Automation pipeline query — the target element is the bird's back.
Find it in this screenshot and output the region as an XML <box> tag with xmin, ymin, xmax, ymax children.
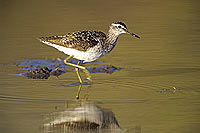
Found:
<box><xmin>38</xmin><ymin>31</ymin><xmax>107</xmax><ymax>52</ymax></box>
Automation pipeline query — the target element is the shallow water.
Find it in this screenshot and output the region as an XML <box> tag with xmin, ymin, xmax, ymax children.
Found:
<box><xmin>1</xmin><ymin>0</ymin><xmax>200</xmax><ymax>132</ymax></box>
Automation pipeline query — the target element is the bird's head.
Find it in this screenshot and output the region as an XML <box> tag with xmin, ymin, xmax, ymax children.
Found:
<box><xmin>110</xmin><ymin>21</ymin><xmax>140</xmax><ymax>38</ymax></box>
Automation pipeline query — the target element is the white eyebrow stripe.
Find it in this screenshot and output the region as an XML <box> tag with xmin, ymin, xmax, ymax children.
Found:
<box><xmin>111</xmin><ymin>23</ymin><xmax>126</xmax><ymax>29</ymax></box>
<box><xmin>112</xmin><ymin>23</ymin><xmax>120</xmax><ymax>27</ymax></box>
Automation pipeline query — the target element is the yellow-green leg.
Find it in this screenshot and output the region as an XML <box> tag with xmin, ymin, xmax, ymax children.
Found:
<box><xmin>75</xmin><ymin>61</ymin><xmax>83</xmax><ymax>84</ymax></box>
<box><xmin>64</xmin><ymin>55</ymin><xmax>73</xmax><ymax>62</ymax></box>
<box><xmin>64</xmin><ymin>56</ymin><xmax>92</xmax><ymax>82</ymax></box>
<box><xmin>76</xmin><ymin>85</ymin><xmax>82</xmax><ymax>99</ymax></box>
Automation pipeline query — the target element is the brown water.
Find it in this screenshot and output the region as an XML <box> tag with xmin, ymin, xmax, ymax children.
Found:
<box><xmin>1</xmin><ymin>0</ymin><xmax>200</xmax><ymax>132</ymax></box>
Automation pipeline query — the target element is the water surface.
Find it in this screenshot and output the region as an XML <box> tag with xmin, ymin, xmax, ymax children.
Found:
<box><xmin>0</xmin><ymin>0</ymin><xmax>200</xmax><ymax>132</ymax></box>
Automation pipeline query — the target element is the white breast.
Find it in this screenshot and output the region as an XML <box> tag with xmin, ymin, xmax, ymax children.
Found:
<box><xmin>41</xmin><ymin>41</ymin><xmax>103</xmax><ymax>63</ymax></box>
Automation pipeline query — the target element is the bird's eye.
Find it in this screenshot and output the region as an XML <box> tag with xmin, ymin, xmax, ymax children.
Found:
<box><xmin>118</xmin><ymin>25</ymin><xmax>122</xmax><ymax>28</ymax></box>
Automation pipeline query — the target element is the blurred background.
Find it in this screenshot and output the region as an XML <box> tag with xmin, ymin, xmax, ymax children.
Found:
<box><xmin>0</xmin><ymin>0</ymin><xmax>200</xmax><ymax>132</ymax></box>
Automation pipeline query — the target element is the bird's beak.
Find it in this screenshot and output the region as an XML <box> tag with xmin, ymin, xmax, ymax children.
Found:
<box><xmin>125</xmin><ymin>29</ymin><xmax>140</xmax><ymax>39</ymax></box>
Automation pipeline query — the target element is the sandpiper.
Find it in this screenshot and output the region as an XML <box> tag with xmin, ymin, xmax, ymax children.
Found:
<box><xmin>38</xmin><ymin>21</ymin><xmax>140</xmax><ymax>84</ymax></box>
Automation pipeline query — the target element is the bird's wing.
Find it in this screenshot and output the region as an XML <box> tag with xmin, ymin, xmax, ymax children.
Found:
<box><xmin>38</xmin><ymin>31</ymin><xmax>106</xmax><ymax>52</ymax></box>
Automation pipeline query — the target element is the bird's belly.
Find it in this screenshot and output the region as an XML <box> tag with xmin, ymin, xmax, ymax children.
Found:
<box><xmin>41</xmin><ymin>41</ymin><xmax>103</xmax><ymax>63</ymax></box>
<box><xmin>62</xmin><ymin>46</ymin><xmax>103</xmax><ymax>63</ymax></box>
<box><xmin>72</xmin><ymin>46</ymin><xmax>103</xmax><ymax>63</ymax></box>
<box><xmin>69</xmin><ymin>50</ymin><xmax>101</xmax><ymax>63</ymax></box>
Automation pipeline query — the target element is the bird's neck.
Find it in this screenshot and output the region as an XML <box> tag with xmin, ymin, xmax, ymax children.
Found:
<box><xmin>104</xmin><ymin>29</ymin><xmax>120</xmax><ymax>54</ymax></box>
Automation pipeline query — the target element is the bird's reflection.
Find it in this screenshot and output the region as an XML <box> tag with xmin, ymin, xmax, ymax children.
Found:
<box><xmin>43</xmin><ymin>101</ymin><xmax>121</xmax><ymax>132</ymax></box>
<box><xmin>43</xmin><ymin>85</ymin><xmax>141</xmax><ymax>133</ymax></box>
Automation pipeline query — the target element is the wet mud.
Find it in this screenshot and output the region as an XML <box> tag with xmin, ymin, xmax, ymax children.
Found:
<box><xmin>16</xmin><ymin>58</ymin><xmax>123</xmax><ymax>79</ymax></box>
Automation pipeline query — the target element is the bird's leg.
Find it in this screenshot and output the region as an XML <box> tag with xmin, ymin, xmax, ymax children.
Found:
<box><xmin>75</xmin><ymin>61</ymin><xmax>83</xmax><ymax>84</ymax></box>
<box><xmin>76</xmin><ymin>85</ymin><xmax>82</xmax><ymax>99</ymax></box>
<box><xmin>64</xmin><ymin>55</ymin><xmax>74</xmax><ymax>63</ymax></box>
<box><xmin>82</xmin><ymin>67</ymin><xmax>92</xmax><ymax>82</ymax></box>
<box><xmin>64</xmin><ymin>56</ymin><xmax>92</xmax><ymax>82</ymax></box>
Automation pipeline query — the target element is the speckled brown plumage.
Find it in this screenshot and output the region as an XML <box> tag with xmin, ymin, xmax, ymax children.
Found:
<box><xmin>38</xmin><ymin>31</ymin><xmax>107</xmax><ymax>52</ymax></box>
<box><xmin>38</xmin><ymin>21</ymin><xmax>140</xmax><ymax>63</ymax></box>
